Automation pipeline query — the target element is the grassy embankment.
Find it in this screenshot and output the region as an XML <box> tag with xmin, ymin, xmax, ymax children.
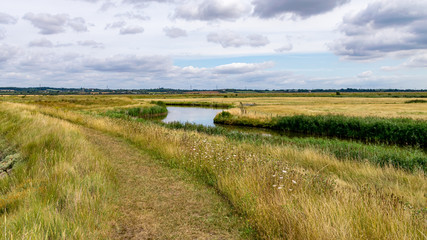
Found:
<box><xmin>159</xmin><ymin>100</ymin><xmax>233</xmax><ymax>109</ymax></box>
<box><xmin>22</xmin><ymin>102</ymin><xmax>426</xmax><ymax>239</ymax></box>
<box><xmin>160</xmin><ymin>121</ymin><xmax>427</xmax><ymax>173</ymax></box>
<box><xmin>103</xmin><ymin>102</ymin><xmax>168</xmax><ymax>119</ymax></box>
<box><xmin>0</xmin><ymin>103</ymin><xmax>116</xmax><ymax>239</ymax></box>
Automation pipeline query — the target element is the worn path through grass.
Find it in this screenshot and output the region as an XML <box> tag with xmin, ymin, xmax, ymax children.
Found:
<box><xmin>81</xmin><ymin>127</ymin><xmax>249</xmax><ymax>239</ymax></box>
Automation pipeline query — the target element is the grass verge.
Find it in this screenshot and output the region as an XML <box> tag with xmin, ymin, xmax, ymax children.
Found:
<box><xmin>0</xmin><ymin>103</ymin><xmax>116</xmax><ymax>239</ymax></box>
<box><xmin>160</xmin><ymin>121</ymin><xmax>427</xmax><ymax>173</ymax></box>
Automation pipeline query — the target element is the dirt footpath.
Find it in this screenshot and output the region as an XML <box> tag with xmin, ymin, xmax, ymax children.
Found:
<box><xmin>82</xmin><ymin>127</ymin><xmax>248</xmax><ymax>240</ymax></box>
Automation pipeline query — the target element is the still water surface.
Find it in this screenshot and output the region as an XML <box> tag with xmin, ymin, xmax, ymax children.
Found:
<box><xmin>162</xmin><ymin>106</ymin><xmax>224</xmax><ymax>127</ymax></box>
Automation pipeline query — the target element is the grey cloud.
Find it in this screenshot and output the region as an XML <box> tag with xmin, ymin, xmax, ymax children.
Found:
<box><xmin>275</xmin><ymin>43</ymin><xmax>293</xmax><ymax>53</ymax></box>
<box><xmin>252</xmin><ymin>0</ymin><xmax>350</xmax><ymax>19</ymax></box>
<box><xmin>163</xmin><ymin>27</ymin><xmax>187</xmax><ymax>38</ymax></box>
<box><xmin>247</xmin><ymin>34</ymin><xmax>270</xmax><ymax>47</ymax></box>
<box><xmin>207</xmin><ymin>31</ymin><xmax>269</xmax><ymax>48</ymax></box>
<box><xmin>0</xmin><ymin>29</ymin><xmax>5</xmax><ymax>40</ymax></box>
<box><xmin>100</xmin><ymin>1</ymin><xmax>117</xmax><ymax>11</ymax></box>
<box><xmin>71</xmin><ymin>0</ymin><xmax>117</xmax><ymax>11</ymax></box>
<box><xmin>0</xmin><ymin>12</ymin><xmax>18</xmax><ymax>24</ymax></box>
<box><xmin>72</xmin><ymin>0</ymin><xmax>100</xmax><ymax>2</ymax></box>
<box><xmin>120</xmin><ymin>26</ymin><xmax>144</xmax><ymax>34</ymax></box>
<box><xmin>105</xmin><ymin>21</ymin><xmax>126</xmax><ymax>29</ymax></box>
<box><xmin>174</xmin><ymin>0</ymin><xmax>251</xmax><ymax>21</ymax></box>
<box><xmin>23</xmin><ymin>13</ymin><xmax>89</xmax><ymax>35</ymax></box>
<box><xmin>77</xmin><ymin>40</ymin><xmax>105</xmax><ymax>48</ymax></box>
<box><xmin>332</xmin><ymin>0</ymin><xmax>427</xmax><ymax>60</ymax></box>
<box><xmin>28</xmin><ymin>38</ymin><xmax>54</xmax><ymax>48</ymax></box>
<box><xmin>68</xmin><ymin>17</ymin><xmax>88</xmax><ymax>32</ymax></box>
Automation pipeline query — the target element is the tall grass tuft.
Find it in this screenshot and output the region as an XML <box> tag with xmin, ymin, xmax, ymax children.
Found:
<box><xmin>0</xmin><ymin>103</ymin><xmax>116</xmax><ymax>239</ymax></box>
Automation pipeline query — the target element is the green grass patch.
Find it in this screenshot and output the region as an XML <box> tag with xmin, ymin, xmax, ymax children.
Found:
<box><xmin>215</xmin><ymin>112</ymin><xmax>427</xmax><ymax>149</ymax></box>
<box><xmin>161</xmin><ymin>121</ymin><xmax>427</xmax><ymax>173</ymax></box>
<box><xmin>104</xmin><ymin>103</ymin><xmax>168</xmax><ymax>119</ymax></box>
<box><xmin>405</xmin><ymin>99</ymin><xmax>427</xmax><ymax>103</ymax></box>
<box><xmin>161</xmin><ymin>101</ymin><xmax>233</xmax><ymax>108</ymax></box>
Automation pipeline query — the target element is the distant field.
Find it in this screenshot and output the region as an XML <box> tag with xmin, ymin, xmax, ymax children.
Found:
<box><xmin>146</xmin><ymin>96</ymin><xmax>427</xmax><ymax>120</ymax></box>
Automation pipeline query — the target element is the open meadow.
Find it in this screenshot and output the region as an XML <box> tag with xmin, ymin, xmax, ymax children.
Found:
<box><xmin>0</xmin><ymin>93</ymin><xmax>426</xmax><ymax>239</ymax></box>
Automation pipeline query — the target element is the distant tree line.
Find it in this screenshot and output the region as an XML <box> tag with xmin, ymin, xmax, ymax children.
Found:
<box><xmin>0</xmin><ymin>87</ymin><xmax>425</xmax><ymax>95</ymax></box>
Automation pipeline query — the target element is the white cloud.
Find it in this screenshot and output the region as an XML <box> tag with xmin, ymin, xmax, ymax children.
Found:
<box><xmin>213</xmin><ymin>62</ymin><xmax>274</xmax><ymax>74</ymax></box>
<box><xmin>0</xmin><ymin>29</ymin><xmax>5</xmax><ymax>40</ymax></box>
<box><xmin>357</xmin><ymin>70</ymin><xmax>373</xmax><ymax>78</ymax></box>
<box><xmin>0</xmin><ymin>0</ymin><xmax>425</xmax><ymax>89</ymax></box>
<box><xmin>0</xmin><ymin>44</ymin><xmax>18</xmax><ymax>63</ymax></box>
<box><xmin>332</xmin><ymin>0</ymin><xmax>427</xmax><ymax>60</ymax></box>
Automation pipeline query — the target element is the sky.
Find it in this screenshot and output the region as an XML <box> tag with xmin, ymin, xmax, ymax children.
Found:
<box><xmin>0</xmin><ymin>0</ymin><xmax>426</xmax><ymax>90</ymax></box>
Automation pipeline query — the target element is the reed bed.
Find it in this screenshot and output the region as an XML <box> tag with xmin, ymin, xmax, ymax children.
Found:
<box><xmin>215</xmin><ymin>112</ymin><xmax>427</xmax><ymax>149</ymax></box>
<box><xmin>104</xmin><ymin>104</ymin><xmax>168</xmax><ymax>119</ymax></box>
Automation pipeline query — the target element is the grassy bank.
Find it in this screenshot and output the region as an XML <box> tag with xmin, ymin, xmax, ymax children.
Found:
<box><xmin>0</xmin><ymin>103</ymin><xmax>116</xmax><ymax>239</ymax></box>
<box><xmin>24</xmin><ymin>104</ymin><xmax>427</xmax><ymax>239</ymax></box>
<box><xmin>214</xmin><ymin>112</ymin><xmax>427</xmax><ymax>149</ymax></box>
<box><xmin>159</xmin><ymin>100</ymin><xmax>233</xmax><ymax>108</ymax></box>
<box><xmin>160</xmin><ymin>121</ymin><xmax>427</xmax><ymax>173</ymax></box>
<box><xmin>103</xmin><ymin>104</ymin><xmax>167</xmax><ymax>119</ymax></box>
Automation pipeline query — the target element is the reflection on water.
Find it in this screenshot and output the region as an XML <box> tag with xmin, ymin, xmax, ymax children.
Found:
<box><xmin>162</xmin><ymin>106</ymin><xmax>224</xmax><ymax>127</ymax></box>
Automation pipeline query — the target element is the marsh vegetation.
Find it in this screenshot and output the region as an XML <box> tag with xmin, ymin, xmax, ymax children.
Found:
<box><xmin>0</xmin><ymin>93</ymin><xmax>426</xmax><ymax>239</ymax></box>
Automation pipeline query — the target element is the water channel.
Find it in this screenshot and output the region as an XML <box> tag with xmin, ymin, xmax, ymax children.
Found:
<box><xmin>162</xmin><ymin>106</ymin><xmax>298</xmax><ymax>137</ymax></box>
<box><xmin>162</xmin><ymin>106</ymin><xmax>223</xmax><ymax>127</ymax></box>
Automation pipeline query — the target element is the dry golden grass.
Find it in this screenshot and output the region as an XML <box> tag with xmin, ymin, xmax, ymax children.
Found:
<box><xmin>22</xmin><ymin>102</ymin><xmax>426</xmax><ymax>239</ymax></box>
<box><xmin>0</xmin><ymin>102</ymin><xmax>116</xmax><ymax>239</ymax></box>
<box><xmin>0</xmin><ymin>102</ymin><xmax>251</xmax><ymax>239</ymax></box>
